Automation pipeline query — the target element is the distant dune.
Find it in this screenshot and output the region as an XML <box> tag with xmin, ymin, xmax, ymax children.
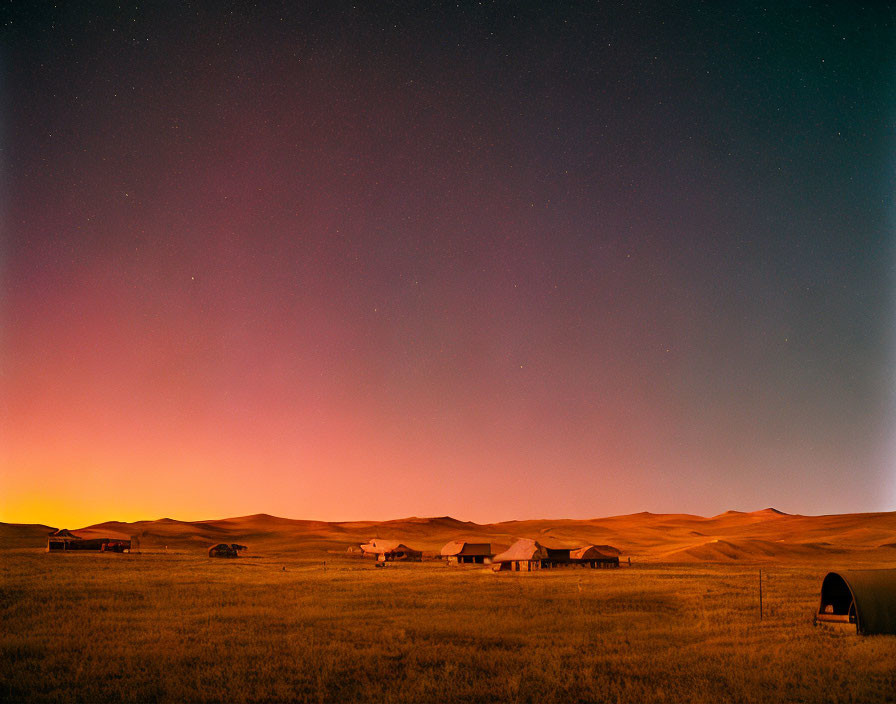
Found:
<box><xmin>3</xmin><ymin>509</ymin><xmax>896</xmax><ymax>562</ymax></box>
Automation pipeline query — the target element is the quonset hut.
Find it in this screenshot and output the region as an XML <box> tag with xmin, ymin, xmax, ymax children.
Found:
<box><xmin>815</xmin><ymin>569</ymin><xmax>896</xmax><ymax>635</ymax></box>
<box><xmin>440</xmin><ymin>541</ymin><xmax>493</xmax><ymax>564</ymax></box>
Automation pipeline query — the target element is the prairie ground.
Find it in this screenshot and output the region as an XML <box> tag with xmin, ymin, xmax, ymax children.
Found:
<box><xmin>1</xmin><ymin>552</ymin><xmax>894</xmax><ymax>703</ymax></box>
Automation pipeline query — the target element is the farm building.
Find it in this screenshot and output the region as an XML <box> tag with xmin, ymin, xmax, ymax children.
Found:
<box><xmin>569</xmin><ymin>546</ymin><xmax>620</xmax><ymax>568</ymax></box>
<box><xmin>440</xmin><ymin>541</ymin><xmax>493</xmax><ymax>564</ymax></box>
<box><xmin>815</xmin><ymin>569</ymin><xmax>896</xmax><ymax>635</ymax></box>
<box><xmin>544</xmin><ymin>547</ymin><xmax>572</xmax><ymax>567</ymax></box>
<box><xmin>359</xmin><ymin>539</ymin><xmax>422</xmax><ymax>561</ymax></box>
<box><xmin>492</xmin><ymin>538</ymin><xmax>548</xmax><ymax>571</ymax></box>
<box><xmin>47</xmin><ymin>528</ymin><xmax>132</xmax><ymax>552</ymax></box>
<box><xmin>208</xmin><ymin>543</ymin><xmax>247</xmax><ymax>558</ymax></box>
<box><xmin>542</xmin><ymin>545</ymin><xmax>619</xmax><ymax>568</ymax></box>
<box><xmin>493</xmin><ymin>539</ymin><xmax>620</xmax><ymax>571</ymax></box>
<box><xmin>46</xmin><ymin>529</ymin><xmax>81</xmax><ymax>551</ymax></box>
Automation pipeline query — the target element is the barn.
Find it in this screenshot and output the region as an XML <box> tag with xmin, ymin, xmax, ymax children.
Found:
<box><xmin>440</xmin><ymin>541</ymin><xmax>493</xmax><ymax>564</ymax></box>
<box><xmin>359</xmin><ymin>539</ymin><xmax>422</xmax><ymax>562</ymax></box>
<box><xmin>815</xmin><ymin>569</ymin><xmax>896</xmax><ymax>635</ymax></box>
<box><xmin>47</xmin><ymin>528</ymin><xmax>132</xmax><ymax>552</ymax></box>
<box><xmin>492</xmin><ymin>538</ymin><xmax>548</xmax><ymax>571</ymax></box>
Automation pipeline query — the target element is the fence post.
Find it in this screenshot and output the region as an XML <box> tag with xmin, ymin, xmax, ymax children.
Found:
<box><xmin>759</xmin><ymin>569</ymin><xmax>763</xmax><ymax>621</ymax></box>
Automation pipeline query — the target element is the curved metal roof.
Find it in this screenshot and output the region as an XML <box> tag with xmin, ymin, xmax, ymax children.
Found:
<box><xmin>819</xmin><ymin>569</ymin><xmax>896</xmax><ymax>635</ymax></box>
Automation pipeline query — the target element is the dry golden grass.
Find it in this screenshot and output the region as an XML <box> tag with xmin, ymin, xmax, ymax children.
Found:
<box><xmin>2</xmin><ymin>551</ymin><xmax>895</xmax><ymax>703</ymax></box>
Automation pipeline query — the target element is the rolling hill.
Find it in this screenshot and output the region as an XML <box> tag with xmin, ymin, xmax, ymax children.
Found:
<box><xmin>3</xmin><ymin>509</ymin><xmax>896</xmax><ymax>562</ymax></box>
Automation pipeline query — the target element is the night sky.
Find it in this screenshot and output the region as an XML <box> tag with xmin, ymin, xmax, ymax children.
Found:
<box><xmin>2</xmin><ymin>2</ymin><xmax>894</xmax><ymax>526</ymax></box>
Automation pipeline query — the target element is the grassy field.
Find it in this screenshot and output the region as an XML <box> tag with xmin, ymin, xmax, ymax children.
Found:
<box><xmin>2</xmin><ymin>552</ymin><xmax>894</xmax><ymax>703</ymax></box>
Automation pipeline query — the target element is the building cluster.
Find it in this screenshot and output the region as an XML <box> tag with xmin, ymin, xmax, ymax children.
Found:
<box><xmin>491</xmin><ymin>538</ymin><xmax>620</xmax><ymax>571</ymax></box>
<box><xmin>356</xmin><ymin>536</ymin><xmax>620</xmax><ymax>569</ymax></box>
<box><xmin>46</xmin><ymin>528</ymin><xmax>132</xmax><ymax>552</ymax></box>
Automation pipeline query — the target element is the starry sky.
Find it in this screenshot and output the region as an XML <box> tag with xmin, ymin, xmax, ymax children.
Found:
<box><xmin>2</xmin><ymin>2</ymin><xmax>894</xmax><ymax>527</ymax></box>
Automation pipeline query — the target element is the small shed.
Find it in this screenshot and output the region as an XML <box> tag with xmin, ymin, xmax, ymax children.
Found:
<box><xmin>815</xmin><ymin>569</ymin><xmax>896</xmax><ymax>635</ymax></box>
<box><xmin>440</xmin><ymin>541</ymin><xmax>493</xmax><ymax>564</ymax></box>
<box><xmin>359</xmin><ymin>539</ymin><xmax>422</xmax><ymax>562</ymax></box>
<box><xmin>208</xmin><ymin>543</ymin><xmax>247</xmax><ymax>558</ymax></box>
<box><xmin>492</xmin><ymin>539</ymin><xmax>548</xmax><ymax>571</ymax></box>
<box><xmin>47</xmin><ymin>529</ymin><xmax>83</xmax><ymax>551</ymax></box>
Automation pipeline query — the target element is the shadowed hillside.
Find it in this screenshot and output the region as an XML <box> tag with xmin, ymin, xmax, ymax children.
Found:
<box><xmin>0</xmin><ymin>523</ymin><xmax>57</xmax><ymax>550</ymax></box>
